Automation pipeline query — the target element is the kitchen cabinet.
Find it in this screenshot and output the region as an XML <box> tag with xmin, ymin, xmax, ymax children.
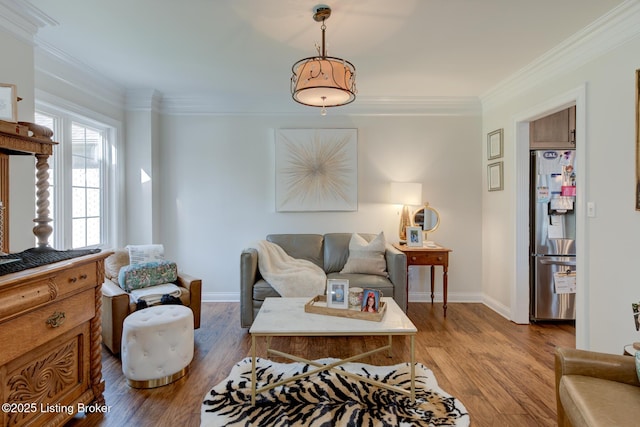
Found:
<box><xmin>530</xmin><ymin>106</ymin><xmax>576</xmax><ymax>149</ymax></box>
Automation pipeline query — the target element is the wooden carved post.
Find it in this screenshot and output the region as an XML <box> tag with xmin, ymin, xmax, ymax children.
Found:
<box><xmin>33</xmin><ymin>153</ymin><xmax>53</xmax><ymax>250</ymax></box>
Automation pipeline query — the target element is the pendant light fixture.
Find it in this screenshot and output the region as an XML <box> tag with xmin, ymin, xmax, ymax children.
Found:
<box><xmin>291</xmin><ymin>4</ymin><xmax>356</xmax><ymax>115</ymax></box>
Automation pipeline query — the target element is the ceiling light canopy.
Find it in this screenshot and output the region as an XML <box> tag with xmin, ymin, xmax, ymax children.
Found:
<box><xmin>291</xmin><ymin>5</ymin><xmax>356</xmax><ymax>115</ymax></box>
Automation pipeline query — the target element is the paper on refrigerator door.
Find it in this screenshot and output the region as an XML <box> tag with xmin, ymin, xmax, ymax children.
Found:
<box><xmin>548</xmin><ymin>215</ymin><xmax>564</xmax><ymax>238</ymax></box>
<box><xmin>554</xmin><ymin>271</ymin><xmax>576</xmax><ymax>294</ymax></box>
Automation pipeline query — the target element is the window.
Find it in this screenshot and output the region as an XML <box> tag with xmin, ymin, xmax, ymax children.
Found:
<box><xmin>35</xmin><ymin>106</ymin><xmax>116</xmax><ymax>250</ymax></box>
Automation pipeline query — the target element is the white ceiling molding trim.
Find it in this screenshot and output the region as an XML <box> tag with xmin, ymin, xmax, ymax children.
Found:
<box><xmin>159</xmin><ymin>95</ymin><xmax>482</xmax><ymax>117</ymax></box>
<box><xmin>0</xmin><ymin>0</ymin><xmax>51</xmax><ymax>43</ymax></box>
<box><xmin>481</xmin><ymin>0</ymin><xmax>640</xmax><ymax>111</ymax></box>
<box><xmin>125</xmin><ymin>89</ymin><xmax>162</xmax><ymax>112</ymax></box>
<box><xmin>34</xmin><ymin>42</ymin><xmax>126</xmax><ymax>110</ymax></box>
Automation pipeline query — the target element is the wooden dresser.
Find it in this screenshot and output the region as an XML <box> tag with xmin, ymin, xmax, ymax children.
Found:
<box><xmin>0</xmin><ymin>251</ymin><xmax>111</xmax><ymax>426</ymax></box>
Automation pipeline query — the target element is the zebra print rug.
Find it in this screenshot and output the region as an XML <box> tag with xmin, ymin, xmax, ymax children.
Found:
<box><xmin>201</xmin><ymin>357</ymin><xmax>469</xmax><ymax>426</ymax></box>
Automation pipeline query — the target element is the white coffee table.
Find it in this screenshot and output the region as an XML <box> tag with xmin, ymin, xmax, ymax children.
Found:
<box><xmin>249</xmin><ymin>297</ymin><xmax>418</xmax><ymax>405</ymax></box>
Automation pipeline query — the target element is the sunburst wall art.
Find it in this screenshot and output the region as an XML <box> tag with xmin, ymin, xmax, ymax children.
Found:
<box><xmin>275</xmin><ymin>129</ymin><xmax>358</xmax><ymax>212</ymax></box>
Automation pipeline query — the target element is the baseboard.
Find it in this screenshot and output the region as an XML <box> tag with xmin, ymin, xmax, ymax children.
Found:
<box><xmin>408</xmin><ymin>291</ymin><xmax>483</xmax><ymax>303</ymax></box>
<box><xmin>202</xmin><ymin>292</ymin><xmax>239</xmax><ymax>302</ymax></box>
<box><xmin>481</xmin><ymin>294</ymin><xmax>513</xmax><ymax>321</ymax></box>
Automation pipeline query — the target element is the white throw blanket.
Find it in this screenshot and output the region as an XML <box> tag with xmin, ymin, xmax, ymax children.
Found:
<box><xmin>252</xmin><ymin>240</ymin><xmax>326</xmax><ymax>297</ymax></box>
<box><xmin>129</xmin><ymin>283</ymin><xmax>182</xmax><ymax>305</ymax></box>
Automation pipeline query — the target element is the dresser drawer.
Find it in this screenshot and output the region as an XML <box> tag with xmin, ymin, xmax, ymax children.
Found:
<box><xmin>56</xmin><ymin>263</ymin><xmax>97</xmax><ymax>295</ymax></box>
<box><xmin>0</xmin><ymin>278</ymin><xmax>56</xmax><ymax>321</ymax></box>
<box><xmin>407</xmin><ymin>252</ymin><xmax>448</xmax><ymax>266</ymax></box>
<box><xmin>0</xmin><ymin>289</ymin><xmax>95</xmax><ymax>366</ymax></box>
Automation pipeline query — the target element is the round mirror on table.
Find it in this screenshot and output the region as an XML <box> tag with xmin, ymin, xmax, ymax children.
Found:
<box><xmin>412</xmin><ymin>204</ymin><xmax>440</xmax><ymax>241</ymax></box>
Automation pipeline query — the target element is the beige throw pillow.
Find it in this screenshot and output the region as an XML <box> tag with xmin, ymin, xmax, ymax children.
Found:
<box><xmin>104</xmin><ymin>250</ymin><xmax>130</xmax><ymax>284</ymax></box>
<box><xmin>340</xmin><ymin>232</ymin><xmax>388</xmax><ymax>277</ymax></box>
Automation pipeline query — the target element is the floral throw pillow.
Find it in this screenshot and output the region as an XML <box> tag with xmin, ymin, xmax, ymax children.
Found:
<box><xmin>118</xmin><ymin>260</ymin><xmax>178</xmax><ymax>292</ymax></box>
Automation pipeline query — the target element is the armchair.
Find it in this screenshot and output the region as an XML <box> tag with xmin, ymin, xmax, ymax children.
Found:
<box><xmin>101</xmin><ymin>249</ymin><xmax>202</xmax><ymax>354</ymax></box>
<box><xmin>555</xmin><ymin>346</ymin><xmax>640</xmax><ymax>426</ymax></box>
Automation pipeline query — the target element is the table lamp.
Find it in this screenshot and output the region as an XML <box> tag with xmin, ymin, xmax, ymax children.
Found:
<box><xmin>390</xmin><ymin>182</ymin><xmax>423</xmax><ymax>242</ymax></box>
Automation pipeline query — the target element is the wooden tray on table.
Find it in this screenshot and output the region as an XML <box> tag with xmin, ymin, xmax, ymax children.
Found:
<box><xmin>304</xmin><ymin>295</ymin><xmax>386</xmax><ymax>321</ymax></box>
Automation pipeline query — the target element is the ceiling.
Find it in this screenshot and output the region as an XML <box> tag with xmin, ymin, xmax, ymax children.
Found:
<box><xmin>23</xmin><ymin>0</ymin><xmax>626</xmax><ymax>113</ymax></box>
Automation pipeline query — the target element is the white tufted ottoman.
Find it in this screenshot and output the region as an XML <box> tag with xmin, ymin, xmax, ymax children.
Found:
<box><xmin>121</xmin><ymin>305</ymin><xmax>194</xmax><ymax>388</ymax></box>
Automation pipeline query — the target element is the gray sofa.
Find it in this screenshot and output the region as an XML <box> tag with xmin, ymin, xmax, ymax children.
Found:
<box><xmin>240</xmin><ymin>233</ymin><xmax>407</xmax><ymax>328</ymax></box>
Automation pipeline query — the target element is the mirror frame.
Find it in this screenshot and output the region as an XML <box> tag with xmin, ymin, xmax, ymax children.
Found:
<box><xmin>412</xmin><ymin>205</ymin><xmax>440</xmax><ymax>233</ymax></box>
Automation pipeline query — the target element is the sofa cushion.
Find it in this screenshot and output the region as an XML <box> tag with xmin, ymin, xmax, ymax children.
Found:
<box><xmin>253</xmin><ymin>278</ymin><xmax>282</xmax><ymax>301</ymax></box>
<box><xmin>323</xmin><ymin>233</ymin><xmax>354</xmax><ymax>273</ymax></box>
<box><xmin>560</xmin><ymin>374</ymin><xmax>640</xmax><ymax>427</ymax></box>
<box><xmin>118</xmin><ymin>260</ymin><xmax>178</xmax><ymax>292</ymax></box>
<box><xmin>340</xmin><ymin>232</ymin><xmax>388</xmax><ymax>277</ymax></box>
<box><xmin>266</xmin><ymin>234</ymin><xmax>324</xmax><ymax>269</ymax></box>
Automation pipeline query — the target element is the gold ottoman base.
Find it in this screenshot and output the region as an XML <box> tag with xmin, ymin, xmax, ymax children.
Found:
<box><xmin>126</xmin><ymin>365</ymin><xmax>190</xmax><ymax>389</ymax></box>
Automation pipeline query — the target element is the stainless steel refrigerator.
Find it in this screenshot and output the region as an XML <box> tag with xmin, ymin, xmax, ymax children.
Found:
<box><xmin>530</xmin><ymin>149</ymin><xmax>576</xmax><ymax>321</ymax></box>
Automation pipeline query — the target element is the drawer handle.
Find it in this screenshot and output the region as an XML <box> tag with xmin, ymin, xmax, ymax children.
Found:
<box><xmin>69</xmin><ymin>277</ymin><xmax>77</xmax><ymax>283</ymax></box>
<box><xmin>46</xmin><ymin>311</ymin><xmax>66</xmax><ymax>328</ymax></box>
<box><xmin>437</xmin><ymin>257</ymin><xmax>443</xmax><ymax>261</ymax></box>
<box><xmin>80</xmin><ymin>274</ymin><xmax>88</xmax><ymax>280</ymax></box>
<box><xmin>411</xmin><ymin>256</ymin><xmax>417</xmax><ymax>261</ymax></box>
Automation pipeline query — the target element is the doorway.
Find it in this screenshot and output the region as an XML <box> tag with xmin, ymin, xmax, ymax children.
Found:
<box><xmin>512</xmin><ymin>85</ymin><xmax>587</xmax><ymax>347</ymax></box>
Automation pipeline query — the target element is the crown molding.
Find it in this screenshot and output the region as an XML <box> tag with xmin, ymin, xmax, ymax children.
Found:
<box><xmin>34</xmin><ymin>41</ymin><xmax>126</xmax><ymax>110</ymax></box>
<box><xmin>125</xmin><ymin>89</ymin><xmax>162</xmax><ymax>112</ymax></box>
<box><xmin>0</xmin><ymin>0</ymin><xmax>54</xmax><ymax>43</ymax></box>
<box><xmin>481</xmin><ymin>0</ymin><xmax>640</xmax><ymax>111</ymax></box>
<box><xmin>159</xmin><ymin>94</ymin><xmax>482</xmax><ymax>117</ymax></box>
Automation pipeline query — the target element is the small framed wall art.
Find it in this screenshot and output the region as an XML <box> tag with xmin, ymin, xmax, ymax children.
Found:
<box><xmin>406</xmin><ymin>226</ymin><xmax>423</xmax><ymax>247</ymax></box>
<box><xmin>487</xmin><ymin>128</ymin><xmax>503</xmax><ymax>160</ymax></box>
<box><xmin>488</xmin><ymin>161</ymin><xmax>504</xmax><ymax>191</ymax></box>
<box><xmin>327</xmin><ymin>279</ymin><xmax>349</xmax><ymax>309</ymax></box>
<box><xmin>0</xmin><ymin>84</ymin><xmax>17</xmax><ymax>122</ymax></box>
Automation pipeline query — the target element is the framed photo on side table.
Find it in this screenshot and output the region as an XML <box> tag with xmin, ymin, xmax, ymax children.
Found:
<box><xmin>406</xmin><ymin>226</ymin><xmax>423</xmax><ymax>247</ymax></box>
<box><xmin>327</xmin><ymin>279</ymin><xmax>349</xmax><ymax>309</ymax></box>
<box><xmin>0</xmin><ymin>84</ymin><xmax>17</xmax><ymax>122</ymax></box>
<box><xmin>487</xmin><ymin>128</ymin><xmax>503</xmax><ymax>160</ymax></box>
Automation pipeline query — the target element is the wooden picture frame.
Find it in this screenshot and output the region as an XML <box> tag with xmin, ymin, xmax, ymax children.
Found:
<box><xmin>488</xmin><ymin>161</ymin><xmax>504</xmax><ymax>192</ymax></box>
<box><xmin>636</xmin><ymin>70</ymin><xmax>640</xmax><ymax>210</ymax></box>
<box><xmin>487</xmin><ymin>128</ymin><xmax>503</xmax><ymax>160</ymax></box>
<box><xmin>327</xmin><ymin>279</ymin><xmax>349</xmax><ymax>309</ymax></box>
<box><xmin>406</xmin><ymin>226</ymin><xmax>423</xmax><ymax>247</ymax></box>
<box><xmin>0</xmin><ymin>84</ymin><xmax>17</xmax><ymax>122</ymax></box>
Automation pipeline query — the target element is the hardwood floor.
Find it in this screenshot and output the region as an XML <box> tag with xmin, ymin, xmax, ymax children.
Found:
<box><xmin>66</xmin><ymin>302</ymin><xmax>575</xmax><ymax>427</ymax></box>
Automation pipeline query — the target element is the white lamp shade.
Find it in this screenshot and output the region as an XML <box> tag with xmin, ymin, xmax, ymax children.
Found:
<box><xmin>390</xmin><ymin>182</ymin><xmax>422</xmax><ymax>205</ymax></box>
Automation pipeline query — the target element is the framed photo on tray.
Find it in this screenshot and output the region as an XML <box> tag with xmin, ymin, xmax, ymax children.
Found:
<box><xmin>327</xmin><ymin>279</ymin><xmax>349</xmax><ymax>309</ymax></box>
<box><xmin>361</xmin><ymin>289</ymin><xmax>380</xmax><ymax>313</ymax></box>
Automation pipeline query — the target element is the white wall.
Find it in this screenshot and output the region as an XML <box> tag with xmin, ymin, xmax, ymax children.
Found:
<box><xmin>153</xmin><ymin>114</ymin><xmax>483</xmax><ymax>302</ymax></box>
<box><xmin>482</xmin><ymin>30</ymin><xmax>640</xmax><ymax>352</ymax></box>
<box><xmin>0</xmin><ymin>23</ymin><xmax>37</xmax><ymax>251</ymax></box>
